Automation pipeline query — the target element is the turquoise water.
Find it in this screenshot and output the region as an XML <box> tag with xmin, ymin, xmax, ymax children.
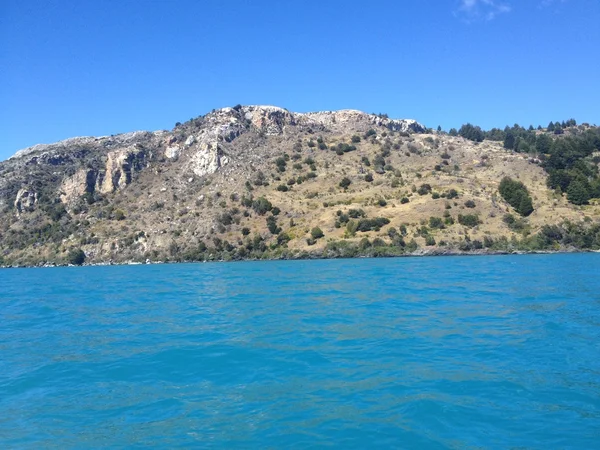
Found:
<box><xmin>1</xmin><ymin>254</ymin><xmax>599</xmax><ymax>448</ymax></box>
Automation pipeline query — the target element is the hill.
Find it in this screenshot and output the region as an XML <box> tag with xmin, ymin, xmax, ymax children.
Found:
<box><xmin>1</xmin><ymin>106</ymin><xmax>599</xmax><ymax>266</ymax></box>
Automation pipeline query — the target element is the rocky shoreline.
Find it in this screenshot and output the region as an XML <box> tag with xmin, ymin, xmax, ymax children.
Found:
<box><xmin>0</xmin><ymin>247</ymin><xmax>593</xmax><ymax>269</ymax></box>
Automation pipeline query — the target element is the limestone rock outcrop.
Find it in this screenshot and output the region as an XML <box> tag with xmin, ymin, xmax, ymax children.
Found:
<box><xmin>188</xmin><ymin>141</ymin><xmax>228</xmax><ymax>177</ymax></box>
<box><xmin>99</xmin><ymin>146</ymin><xmax>149</xmax><ymax>194</ymax></box>
<box><xmin>299</xmin><ymin>109</ymin><xmax>425</xmax><ymax>133</ymax></box>
<box><xmin>14</xmin><ymin>188</ymin><xmax>37</xmax><ymax>215</ymax></box>
<box><xmin>60</xmin><ymin>168</ymin><xmax>97</xmax><ymax>204</ymax></box>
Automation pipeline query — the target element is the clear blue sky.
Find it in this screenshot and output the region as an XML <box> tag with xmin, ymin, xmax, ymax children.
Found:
<box><xmin>1</xmin><ymin>0</ymin><xmax>599</xmax><ymax>160</ymax></box>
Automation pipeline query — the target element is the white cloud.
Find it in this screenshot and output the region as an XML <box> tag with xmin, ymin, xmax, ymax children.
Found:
<box><xmin>457</xmin><ymin>0</ymin><xmax>512</xmax><ymax>21</ymax></box>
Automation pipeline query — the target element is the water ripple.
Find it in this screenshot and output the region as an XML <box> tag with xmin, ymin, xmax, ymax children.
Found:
<box><xmin>1</xmin><ymin>254</ymin><xmax>600</xmax><ymax>448</ymax></box>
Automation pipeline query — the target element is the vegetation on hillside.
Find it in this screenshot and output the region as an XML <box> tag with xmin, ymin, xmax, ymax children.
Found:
<box><xmin>1</xmin><ymin>107</ymin><xmax>599</xmax><ymax>267</ymax></box>
<box><xmin>498</xmin><ymin>177</ymin><xmax>534</xmax><ymax>216</ymax></box>
<box><xmin>452</xmin><ymin>119</ymin><xmax>600</xmax><ymax>206</ymax></box>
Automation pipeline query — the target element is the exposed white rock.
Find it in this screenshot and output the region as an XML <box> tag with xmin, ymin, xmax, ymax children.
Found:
<box><xmin>14</xmin><ymin>188</ymin><xmax>37</xmax><ymax>215</ymax></box>
<box><xmin>10</xmin><ymin>130</ymin><xmax>164</xmax><ymax>160</ymax></box>
<box><xmin>165</xmin><ymin>145</ymin><xmax>181</xmax><ymax>159</ymax></box>
<box><xmin>99</xmin><ymin>146</ymin><xmax>149</xmax><ymax>194</ymax></box>
<box><xmin>185</xmin><ymin>135</ymin><xmax>196</xmax><ymax>147</ymax></box>
<box><xmin>60</xmin><ymin>168</ymin><xmax>96</xmax><ymax>204</ymax></box>
<box><xmin>298</xmin><ymin>109</ymin><xmax>425</xmax><ymax>133</ymax></box>
<box><xmin>187</xmin><ymin>141</ymin><xmax>227</xmax><ymax>177</ymax></box>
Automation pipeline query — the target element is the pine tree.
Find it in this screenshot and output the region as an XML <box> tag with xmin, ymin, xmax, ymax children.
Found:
<box><xmin>567</xmin><ymin>178</ymin><xmax>590</xmax><ymax>205</ymax></box>
<box><xmin>503</xmin><ymin>131</ymin><xmax>515</xmax><ymax>150</ymax></box>
<box><xmin>518</xmin><ymin>194</ymin><xmax>534</xmax><ymax>216</ymax></box>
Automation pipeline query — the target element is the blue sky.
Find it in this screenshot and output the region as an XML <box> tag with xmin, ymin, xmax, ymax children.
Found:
<box><xmin>1</xmin><ymin>0</ymin><xmax>599</xmax><ymax>160</ymax></box>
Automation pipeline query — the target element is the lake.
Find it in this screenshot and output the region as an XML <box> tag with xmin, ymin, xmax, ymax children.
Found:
<box><xmin>1</xmin><ymin>254</ymin><xmax>599</xmax><ymax>448</ymax></box>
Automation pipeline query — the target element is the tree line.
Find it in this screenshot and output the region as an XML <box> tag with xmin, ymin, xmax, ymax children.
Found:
<box><xmin>445</xmin><ymin>120</ymin><xmax>600</xmax><ymax>205</ymax></box>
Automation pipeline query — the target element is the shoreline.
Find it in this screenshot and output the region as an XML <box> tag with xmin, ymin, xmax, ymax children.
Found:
<box><xmin>0</xmin><ymin>247</ymin><xmax>595</xmax><ymax>269</ymax></box>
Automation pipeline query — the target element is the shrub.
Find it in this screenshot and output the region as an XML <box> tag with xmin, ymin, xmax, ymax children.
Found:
<box><xmin>351</xmin><ymin>135</ymin><xmax>361</xmax><ymax>143</ymax></box>
<box><xmin>275</xmin><ymin>157</ymin><xmax>287</xmax><ymax>172</ymax></box>
<box><xmin>335</xmin><ymin>143</ymin><xmax>357</xmax><ymax>154</ymax></box>
<box><xmin>241</xmin><ymin>227</ymin><xmax>250</xmax><ymax>236</ymax></box>
<box><xmin>372</xmin><ymin>238</ymin><xmax>386</xmax><ymax>247</ymax></box>
<box><xmin>339</xmin><ymin>177</ymin><xmax>352</xmax><ymax>189</ymax></box>
<box><xmin>114</xmin><ymin>209</ymin><xmax>126</xmax><ymax>221</ymax></box>
<box><xmin>356</xmin><ymin>217</ymin><xmax>390</xmax><ymax>232</ymax></box>
<box><xmin>446</xmin><ymin>189</ymin><xmax>459</xmax><ymax>199</ymax></box>
<box><xmin>252</xmin><ymin>197</ymin><xmax>273</xmax><ymax>215</ymax></box>
<box><xmin>266</xmin><ymin>216</ymin><xmax>280</xmax><ymax>234</ymax></box>
<box><xmin>472</xmin><ymin>240</ymin><xmax>483</xmax><ymax>250</ymax></box>
<box><xmin>365</xmin><ymin>173</ymin><xmax>373</xmax><ymax>182</ymax></box>
<box><xmin>400</xmin><ymin>197</ymin><xmax>409</xmax><ymax>204</ymax></box>
<box><xmin>425</xmin><ymin>235</ymin><xmax>436</xmax><ymax>246</ymax></box>
<box><xmin>503</xmin><ymin>213</ymin><xmax>527</xmax><ymax>231</ymax></box>
<box><xmin>348</xmin><ymin>209</ymin><xmax>365</xmax><ymax>218</ymax></box>
<box><xmin>277</xmin><ymin>232</ymin><xmax>291</xmax><ymax>245</ymax></box>
<box><xmin>218</xmin><ymin>212</ymin><xmax>233</xmax><ymax>225</ymax></box>
<box><xmin>359</xmin><ymin>237</ymin><xmax>371</xmax><ymax>250</ymax></box>
<box><xmin>432</xmin><ymin>192</ymin><xmax>440</xmax><ymax>199</ymax></box>
<box><xmin>378</xmin><ymin>199</ymin><xmax>387</xmax><ymax>207</ymax></box>
<box><xmin>499</xmin><ymin>177</ymin><xmax>534</xmax><ymax>216</ymax></box>
<box><xmin>464</xmin><ymin>200</ymin><xmax>476</xmax><ymax>208</ymax></box>
<box><xmin>67</xmin><ymin>248</ymin><xmax>86</xmax><ymax>265</ymax></box>
<box><xmin>311</xmin><ymin>227</ymin><xmax>324</xmax><ymax>239</ymax></box>
<box><xmin>458</xmin><ymin>214</ymin><xmax>480</xmax><ymax>227</ymax></box>
<box><xmin>253</xmin><ymin>171</ymin><xmax>267</xmax><ymax>186</ymax></box>
<box><xmin>277</xmin><ymin>184</ymin><xmax>289</xmax><ymax>192</ymax></box>
<box><xmin>429</xmin><ymin>217</ymin><xmax>444</xmax><ymax>229</ymax></box>
<box><xmin>417</xmin><ymin>184</ymin><xmax>432</xmax><ymax>195</ymax></box>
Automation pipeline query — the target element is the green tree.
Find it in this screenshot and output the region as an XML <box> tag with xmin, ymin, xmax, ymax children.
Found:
<box><xmin>311</xmin><ymin>227</ymin><xmax>324</xmax><ymax>239</ymax></box>
<box><xmin>535</xmin><ymin>134</ymin><xmax>552</xmax><ymax>154</ymax></box>
<box><xmin>458</xmin><ymin>123</ymin><xmax>484</xmax><ymax>142</ymax></box>
<box><xmin>567</xmin><ymin>178</ymin><xmax>591</xmax><ymax>205</ymax></box>
<box><xmin>498</xmin><ymin>177</ymin><xmax>534</xmax><ymax>216</ymax></box>
<box><xmin>458</xmin><ymin>214</ymin><xmax>480</xmax><ymax>227</ymax></box>
<box><xmin>503</xmin><ymin>131</ymin><xmax>515</xmax><ymax>150</ymax></box>
<box><xmin>252</xmin><ymin>197</ymin><xmax>273</xmax><ymax>215</ymax></box>
<box><xmin>67</xmin><ymin>248</ymin><xmax>86</xmax><ymax>265</ymax></box>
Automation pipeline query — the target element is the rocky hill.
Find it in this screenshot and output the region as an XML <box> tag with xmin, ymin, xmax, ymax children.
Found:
<box><xmin>1</xmin><ymin>105</ymin><xmax>599</xmax><ymax>267</ymax></box>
